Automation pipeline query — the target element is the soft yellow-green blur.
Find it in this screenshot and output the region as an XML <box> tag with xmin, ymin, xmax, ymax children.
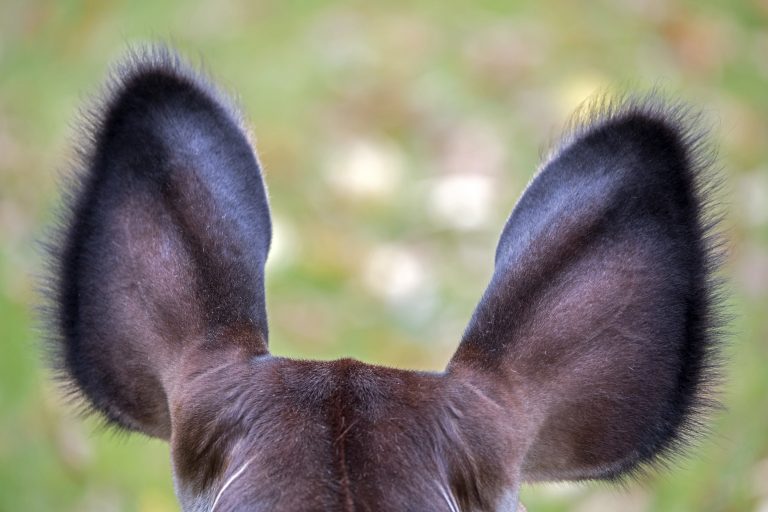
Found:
<box><xmin>1</xmin><ymin>1</ymin><xmax>766</xmax><ymax>510</ymax></box>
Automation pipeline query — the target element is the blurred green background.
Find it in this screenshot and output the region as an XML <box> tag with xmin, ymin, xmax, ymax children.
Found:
<box><xmin>1</xmin><ymin>0</ymin><xmax>766</xmax><ymax>510</ymax></box>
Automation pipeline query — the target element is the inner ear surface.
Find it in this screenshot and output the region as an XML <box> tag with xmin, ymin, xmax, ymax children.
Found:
<box><xmin>48</xmin><ymin>47</ymin><xmax>273</xmax><ymax>437</ymax></box>
<box><xmin>449</xmin><ymin>98</ymin><xmax>724</xmax><ymax>481</ymax></box>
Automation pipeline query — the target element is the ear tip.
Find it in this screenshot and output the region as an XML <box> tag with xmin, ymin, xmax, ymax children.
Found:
<box><xmin>548</xmin><ymin>89</ymin><xmax>727</xmax><ymax>268</ymax></box>
<box><xmin>103</xmin><ymin>43</ymin><xmax>245</xmax><ymax>125</ymax></box>
<box><xmin>112</xmin><ymin>43</ymin><xmax>212</xmax><ymax>93</ymax></box>
<box><xmin>64</xmin><ymin>45</ymin><xmax>248</xmax><ymax>178</ymax></box>
<box><xmin>547</xmin><ymin>91</ymin><xmax>717</xmax><ymax>170</ymax></box>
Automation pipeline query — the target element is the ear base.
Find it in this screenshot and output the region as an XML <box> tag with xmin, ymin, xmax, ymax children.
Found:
<box><xmin>450</xmin><ymin>94</ymin><xmax>727</xmax><ymax>481</ymax></box>
<box><xmin>42</xmin><ymin>46</ymin><xmax>271</xmax><ymax>437</ymax></box>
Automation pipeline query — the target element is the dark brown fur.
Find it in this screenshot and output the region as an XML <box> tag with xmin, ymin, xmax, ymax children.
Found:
<box><xmin>169</xmin><ymin>353</ymin><xmax>525</xmax><ymax>511</ymax></box>
<box><xmin>42</xmin><ymin>46</ymin><xmax>726</xmax><ymax>511</ymax></box>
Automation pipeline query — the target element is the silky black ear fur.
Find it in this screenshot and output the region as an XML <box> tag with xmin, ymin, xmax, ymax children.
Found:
<box><xmin>450</xmin><ymin>94</ymin><xmax>726</xmax><ymax>482</ymax></box>
<box><xmin>43</xmin><ymin>46</ymin><xmax>272</xmax><ymax>437</ymax></box>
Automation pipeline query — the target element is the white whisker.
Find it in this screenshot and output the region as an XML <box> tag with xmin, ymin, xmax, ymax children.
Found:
<box><xmin>210</xmin><ymin>457</ymin><xmax>255</xmax><ymax>512</ymax></box>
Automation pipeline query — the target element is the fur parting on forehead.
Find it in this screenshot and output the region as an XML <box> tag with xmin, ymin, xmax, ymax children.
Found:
<box><xmin>210</xmin><ymin>456</ymin><xmax>256</xmax><ymax>512</ymax></box>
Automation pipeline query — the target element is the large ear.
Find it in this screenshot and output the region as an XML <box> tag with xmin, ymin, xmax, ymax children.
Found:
<box><xmin>449</xmin><ymin>96</ymin><xmax>724</xmax><ymax>481</ymax></box>
<box><xmin>45</xmin><ymin>47</ymin><xmax>271</xmax><ymax>438</ymax></box>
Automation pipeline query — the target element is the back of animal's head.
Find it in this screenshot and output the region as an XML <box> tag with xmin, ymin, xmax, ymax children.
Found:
<box><xmin>44</xmin><ymin>47</ymin><xmax>725</xmax><ymax>511</ymax></box>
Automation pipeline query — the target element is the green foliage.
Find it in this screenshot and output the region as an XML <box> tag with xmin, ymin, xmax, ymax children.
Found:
<box><xmin>0</xmin><ymin>1</ymin><xmax>766</xmax><ymax>510</ymax></box>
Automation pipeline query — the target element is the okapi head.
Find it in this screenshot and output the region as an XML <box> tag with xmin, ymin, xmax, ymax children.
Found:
<box><xmin>44</xmin><ymin>47</ymin><xmax>725</xmax><ymax>512</ymax></box>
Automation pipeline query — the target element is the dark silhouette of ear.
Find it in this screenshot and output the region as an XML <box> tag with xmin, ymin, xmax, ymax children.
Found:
<box><xmin>45</xmin><ymin>47</ymin><xmax>271</xmax><ymax>438</ymax></box>
<box><xmin>449</xmin><ymin>96</ymin><xmax>725</xmax><ymax>481</ymax></box>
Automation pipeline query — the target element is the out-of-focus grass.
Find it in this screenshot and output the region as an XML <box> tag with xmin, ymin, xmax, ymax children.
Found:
<box><xmin>0</xmin><ymin>1</ymin><xmax>766</xmax><ymax>510</ymax></box>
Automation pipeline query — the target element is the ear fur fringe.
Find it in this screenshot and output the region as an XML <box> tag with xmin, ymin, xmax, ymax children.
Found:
<box><xmin>38</xmin><ymin>44</ymin><xmax>250</xmax><ymax>430</ymax></box>
<box><xmin>544</xmin><ymin>91</ymin><xmax>730</xmax><ymax>482</ymax></box>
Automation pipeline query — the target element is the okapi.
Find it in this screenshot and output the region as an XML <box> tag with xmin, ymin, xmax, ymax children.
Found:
<box><xmin>43</xmin><ymin>46</ymin><xmax>725</xmax><ymax>511</ymax></box>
